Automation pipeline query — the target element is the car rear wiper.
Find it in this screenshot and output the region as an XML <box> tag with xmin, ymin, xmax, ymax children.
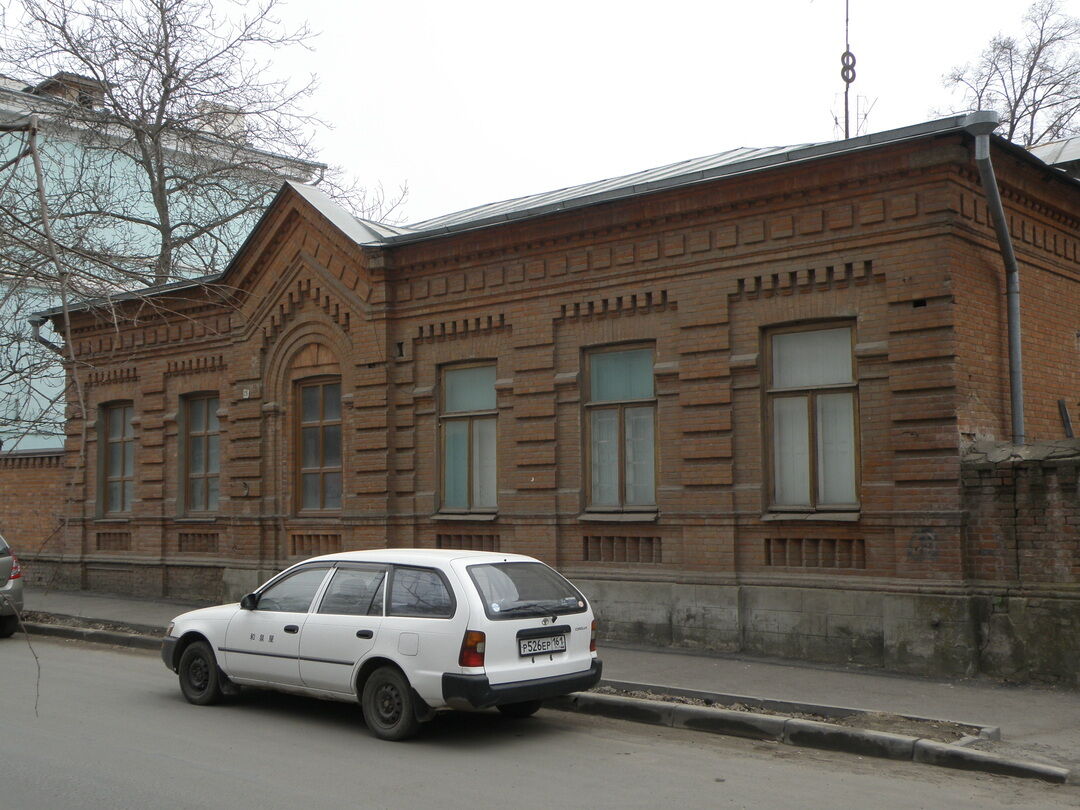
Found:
<box><xmin>497</xmin><ymin>598</ymin><xmax>576</xmax><ymax>619</ymax></box>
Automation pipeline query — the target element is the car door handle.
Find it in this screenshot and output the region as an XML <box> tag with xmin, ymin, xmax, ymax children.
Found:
<box><xmin>284</xmin><ymin>625</ymin><xmax>299</xmax><ymax>634</ymax></box>
<box><xmin>356</xmin><ymin>629</ymin><xmax>373</xmax><ymax>639</ymax></box>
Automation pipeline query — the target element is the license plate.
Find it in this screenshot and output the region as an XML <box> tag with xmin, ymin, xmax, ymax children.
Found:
<box><xmin>519</xmin><ymin>635</ymin><xmax>567</xmax><ymax>656</ymax></box>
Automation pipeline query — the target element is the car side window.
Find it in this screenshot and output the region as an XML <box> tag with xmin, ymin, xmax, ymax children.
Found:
<box><xmin>389</xmin><ymin>566</ymin><xmax>454</xmax><ymax>618</ymax></box>
<box><xmin>318</xmin><ymin>568</ymin><xmax>386</xmax><ymax>616</ymax></box>
<box><xmin>257</xmin><ymin>567</ymin><xmax>329</xmax><ymax>613</ymax></box>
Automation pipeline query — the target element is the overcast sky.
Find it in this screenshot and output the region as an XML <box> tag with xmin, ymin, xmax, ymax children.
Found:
<box><xmin>275</xmin><ymin>0</ymin><xmax>1080</xmax><ymax>225</ymax></box>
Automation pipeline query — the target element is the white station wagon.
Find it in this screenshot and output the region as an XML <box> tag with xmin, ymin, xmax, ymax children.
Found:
<box><xmin>161</xmin><ymin>549</ymin><xmax>602</xmax><ymax>739</ymax></box>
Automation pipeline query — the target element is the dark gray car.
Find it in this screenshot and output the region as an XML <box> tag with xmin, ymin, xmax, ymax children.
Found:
<box><xmin>0</xmin><ymin>532</ymin><xmax>23</xmax><ymax>637</ymax></box>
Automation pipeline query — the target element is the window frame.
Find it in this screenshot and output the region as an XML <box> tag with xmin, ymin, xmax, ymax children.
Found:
<box><xmin>583</xmin><ymin>343</ymin><xmax>658</xmax><ymax>512</ymax></box>
<box><xmin>181</xmin><ymin>392</ymin><xmax>221</xmax><ymax>515</ymax></box>
<box><xmin>253</xmin><ymin>564</ymin><xmax>334</xmax><ymax>613</ymax></box>
<box><xmin>438</xmin><ymin>361</ymin><xmax>498</xmax><ymax>514</ymax></box>
<box><xmin>763</xmin><ymin>322</ymin><xmax>861</xmax><ymax>513</ymax></box>
<box><xmin>101</xmin><ymin>402</ymin><xmax>135</xmax><ymax>515</ymax></box>
<box><xmin>294</xmin><ymin>376</ymin><xmax>343</xmax><ymax>514</ymax></box>
<box><xmin>386</xmin><ymin>565</ymin><xmax>458</xmax><ymax>619</ymax></box>
<box><xmin>315</xmin><ymin>563</ymin><xmax>389</xmax><ymax>617</ymax></box>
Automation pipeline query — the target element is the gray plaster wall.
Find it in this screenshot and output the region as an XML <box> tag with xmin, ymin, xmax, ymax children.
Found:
<box><xmin>580</xmin><ymin>579</ymin><xmax>1078</xmax><ymax>683</ymax></box>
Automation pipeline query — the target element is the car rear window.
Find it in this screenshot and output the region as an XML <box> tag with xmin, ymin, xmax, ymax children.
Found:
<box><xmin>0</xmin><ymin>535</ymin><xmax>9</xmax><ymax>556</ymax></box>
<box><xmin>468</xmin><ymin>562</ymin><xmax>586</xmax><ymax>620</ymax></box>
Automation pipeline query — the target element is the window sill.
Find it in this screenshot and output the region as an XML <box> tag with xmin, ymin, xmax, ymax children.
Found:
<box><xmin>94</xmin><ymin>517</ymin><xmax>131</xmax><ymax>523</ymax></box>
<box><xmin>175</xmin><ymin>516</ymin><xmax>219</xmax><ymax>523</ymax></box>
<box><xmin>761</xmin><ymin>511</ymin><xmax>860</xmax><ymax>522</ymax></box>
<box><xmin>578</xmin><ymin>511</ymin><xmax>659</xmax><ymax>523</ymax></box>
<box><xmin>431</xmin><ymin>512</ymin><xmax>498</xmax><ymax>522</ymax></box>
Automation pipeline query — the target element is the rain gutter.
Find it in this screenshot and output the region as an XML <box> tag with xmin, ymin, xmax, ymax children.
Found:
<box><xmin>965</xmin><ymin>113</ymin><xmax>1025</xmax><ymax>445</ymax></box>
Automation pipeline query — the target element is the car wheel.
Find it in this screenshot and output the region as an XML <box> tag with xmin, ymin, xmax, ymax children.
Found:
<box><xmin>362</xmin><ymin>666</ymin><xmax>419</xmax><ymax>741</ymax></box>
<box><xmin>178</xmin><ymin>640</ymin><xmax>224</xmax><ymax>705</ymax></box>
<box><xmin>0</xmin><ymin>614</ymin><xmax>17</xmax><ymax>638</ymax></box>
<box><xmin>496</xmin><ymin>699</ymin><xmax>543</xmax><ymax>718</ymax></box>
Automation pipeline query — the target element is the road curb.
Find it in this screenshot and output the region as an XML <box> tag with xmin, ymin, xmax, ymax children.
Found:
<box><xmin>20</xmin><ymin>621</ymin><xmax>161</xmax><ymax>651</ymax></box>
<box><xmin>912</xmin><ymin>739</ymin><xmax>1075</xmax><ymax>784</ymax></box>
<box><xmin>550</xmin><ymin>692</ymin><xmax>1073</xmax><ymax>785</ymax></box>
<box><xmin>600</xmin><ymin>678</ymin><xmax>999</xmax><ymax>739</ymax></box>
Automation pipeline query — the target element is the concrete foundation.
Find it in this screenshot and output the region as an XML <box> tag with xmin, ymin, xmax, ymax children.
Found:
<box><xmin>578</xmin><ymin>578</ymin><xmax>1080</xmax><ymax>687</ymax></box>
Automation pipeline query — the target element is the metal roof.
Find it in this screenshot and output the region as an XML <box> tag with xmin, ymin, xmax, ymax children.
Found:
<box><xmin>38</xmin><ymin>111</ymin><xmax>1030</xmax><ymax>321</ymax></box>
<box><xmin>286</xmin><ymin>181</ymin><xmax>417</xmax><ymax>245</ymax></box>
<box><xmin>385</xmin><ymin>112</ymin><xmax>1004</xmax><ymax>245</ymax></box>
<box><xmin>1029</xmin><ymin>136</ymin><xmax>1080</xmax><ymax>168</ymax></box>
<box><xmin>404</xmin><ymin>145</ymin><xmax>813</xmax><ymax>232</ymax></box>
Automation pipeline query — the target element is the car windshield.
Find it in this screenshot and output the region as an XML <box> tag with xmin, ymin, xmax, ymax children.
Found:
<box><xmin>468</xmin><ymin>562</ymin><xmax>586</xmax><ymax>620</ymax></box>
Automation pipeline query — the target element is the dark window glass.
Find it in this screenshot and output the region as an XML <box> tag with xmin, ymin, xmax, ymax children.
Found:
<box><xmin>257</xmin><ymin>567</ymin><xmax>330</xmax><ymax>613</ymax></box>
<box><xmin>104</xmin><ymin>403</ymin><xmax>135</xmax><ymax>513</ymax></box>
<box><xmin>468</xmin><ymin>562</ymin><xmax>586</xmax><ymax>621</ymax></box>
<box><xmin>389</xmin><ymin>567</ymin><xmax>453</xmax><ymax>618</ymax></box>
<box><xmin>318</xmin><ymin>568</ymin><xmax>386</xmax><ymax>616</ymax></box>
<box><xmin>297</xmin><ymin>380</ymin><xmax>343</xmax><ymax>511</ymax></box>
<box><xmin>185</xmin><ymin>395</ymin><xmax>220</xmax><ymax>512</ymax></box>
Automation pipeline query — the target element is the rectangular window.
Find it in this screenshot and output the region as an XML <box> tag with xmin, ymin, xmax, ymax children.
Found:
<box><xmin>440</xmin><ymin>364</ymin><xmax>497</xmax><ymax>512</ymax></box>
<box><xmin>297</xmin><ymin>380</ymin><xmax>342</xmax><ymax>511</ymax></box>
<box><xmin>586</xmin><ymin>347</ymin><xmax>655</xmax><ymax>509</ymax></box>
<box><xmin>767</xmin><ymin>326</ymin><xmax>858</xmax><ymax>510</ymax></box>
<box><xmin>103</xmin><ymin>403</ymin><xmax>135</xmax><ymax>513</ymax></box>
<box><xmin>184</xmin><ymin>395</ymin><xmax>220</xmax><ymax>513</ymax></box>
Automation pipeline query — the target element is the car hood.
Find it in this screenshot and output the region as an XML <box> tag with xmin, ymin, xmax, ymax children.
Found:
<box><xmin>172</xmin><ymin>603</ymin><xmax>239</xmax><ymax>624</ymax></box>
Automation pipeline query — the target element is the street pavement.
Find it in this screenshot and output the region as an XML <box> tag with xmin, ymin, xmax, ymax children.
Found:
<box><xmin>2</xmin><ymin>637</ymin><xmax>1076</xmax><ymax>810</ymax></box>
<box><xmin>18</xmin><ymin>586</ymin><xmax>1080</xmax><ymax>775</ymax></box>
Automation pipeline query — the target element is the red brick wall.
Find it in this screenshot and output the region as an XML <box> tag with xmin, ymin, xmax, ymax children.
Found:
<box><xmin>952</xmin><ymin>147</ymin><xmax>1080</xmax><ymax>445</ymax></box>
<box><xmin>963</xmin><ymin>449</ymin><xmax>1080</xmax><ymax>584</ymax></box>
<box><xmin>25</xmin><ymin>134</ymin><xmax>1080</xmax><ymax>610</ymax></box>
<box><xmin>0</xmin><ymin>450</ymin><xmax>66</xmax><ymax>559</ymax></box>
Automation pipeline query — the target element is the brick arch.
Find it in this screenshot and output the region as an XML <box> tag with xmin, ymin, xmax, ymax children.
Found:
<box><xmin>263</xmin><ymin>316</ymin><xmax>353</xmax><ymax>518</ymax></box>
<box><xmin>264</xmin><ymin>315</ymin><xmax>352</xmax><ymax>403</ymax></box>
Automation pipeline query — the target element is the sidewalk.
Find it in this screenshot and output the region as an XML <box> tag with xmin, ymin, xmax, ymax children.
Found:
<box><xmin>19</xmin><ymin>587</ymin><xmax>1080</xmax><ymax>774</ymax></box>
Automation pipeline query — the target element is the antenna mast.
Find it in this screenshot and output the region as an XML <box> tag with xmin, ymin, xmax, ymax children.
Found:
<box><xmin>841</xmin><ymin>0</ymin><xmax>856</xmax><ymax>139</ymax></box>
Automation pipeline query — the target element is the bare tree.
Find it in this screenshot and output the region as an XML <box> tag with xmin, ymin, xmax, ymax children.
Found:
<box><xmin>945</xmin><ymin>0</ymin><xmax>1080</xmax><ymax>147</ymax></box>
<box><xmin>0</xmin><ymin>0</ymin><xmax>400</xmax><ymax>285</ymax></box>
<box><xmin>0</xmin><ymin>0</ymin><xmax>405</xmax><ymax>450</ymax></box>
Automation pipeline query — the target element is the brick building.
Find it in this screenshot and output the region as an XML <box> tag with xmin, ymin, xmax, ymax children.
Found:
<box><xmin>9</xmin><ymin>113</ymin><xmax>1080</xmax><ymax>681</ymax></box>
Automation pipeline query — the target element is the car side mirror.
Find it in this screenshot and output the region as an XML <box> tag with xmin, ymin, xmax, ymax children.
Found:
<box><xmin>240</xmin><ymin>593</ymin><xmax>259</xmax><ymax>610</ymax></box>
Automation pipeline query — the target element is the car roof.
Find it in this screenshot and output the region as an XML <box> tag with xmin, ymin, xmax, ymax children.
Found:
<box><xmin>300</xmin><ymin>548</ymin><xmax>539</xmax><ymax>567</ymax></box>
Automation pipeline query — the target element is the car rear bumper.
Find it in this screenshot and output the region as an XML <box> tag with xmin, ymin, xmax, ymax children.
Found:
<box><xmin>161</xmin><ymin>636</ymin><xmax>178</xmax><ymax>671</ymax></box>
<box><xmin>442</xmin><ymin>659</ymin><xmax>602</xmax><ymax>709</ymax></box>
<box><xmin>0</xmin><ymin>580</ymin><xmax>22</xmax><ymax>615</ymax></box>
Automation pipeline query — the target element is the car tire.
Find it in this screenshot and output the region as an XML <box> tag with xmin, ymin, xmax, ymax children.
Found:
<box><xmin>496</xmin><ymin>699</ymin><xmax>543</xmax><ymax>718</ymax></box>
<box><xmin>178</xmin><ymin>640</ymin><xmax>224</xmax><ymax>705</ymax></box>
<box><xmin>362</xmin><ymin>666</ymin><xmax>420</xmax><ymax>741</ymax></box>
<box><xmin>0</xmin><ymin>614</ymin><xmax>16</xmax><ymax>638</ymax></box>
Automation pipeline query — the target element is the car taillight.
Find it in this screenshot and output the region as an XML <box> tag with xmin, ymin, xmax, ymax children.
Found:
<box><xmin>590</xmin><ymin>619</ymin><xmax>597</xmax><ymax>652</ymax></box>
<box><xmin>459</xmin><ymin>630</ymin><xmax>486</xmax><ymax>668</ymax></box>
<box><xmin>9</xmin><ymin>555</ymin><xmax>21</xmax><ymax>579</ymax></box>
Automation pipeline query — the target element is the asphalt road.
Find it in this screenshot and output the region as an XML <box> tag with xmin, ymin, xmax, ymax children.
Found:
<box><xmin>1</xmin><ymin>637</ymin><xmax>1076</xmax><ymax>810</ymax></box>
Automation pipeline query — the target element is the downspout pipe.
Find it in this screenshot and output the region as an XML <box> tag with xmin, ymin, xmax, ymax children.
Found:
<box><xmin>30</xmin><ymin>317</ymin><xmax>65</xmax><ymax>356</ymax></box>
<box><xmin>965</xmin><ymin>113</ymin><xmax>1025</xmax><ymax>445</ymax></box>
